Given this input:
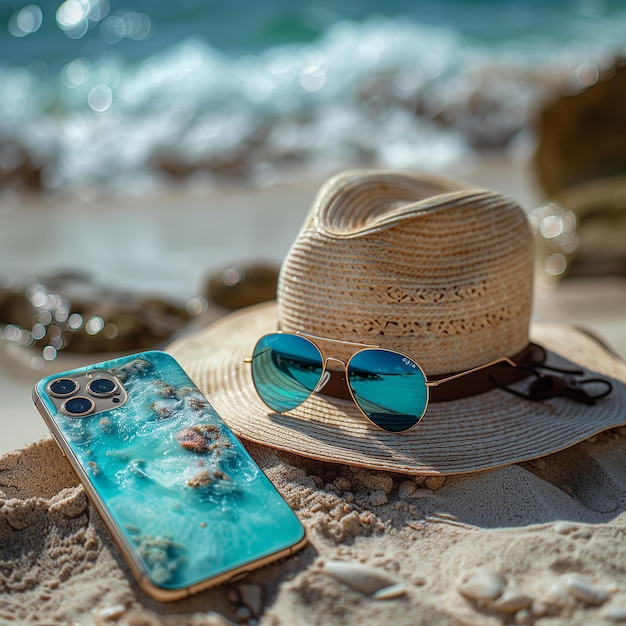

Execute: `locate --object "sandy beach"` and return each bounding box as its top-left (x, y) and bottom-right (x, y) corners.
top-left (2, 154), bottom-right (626, 625)
top-left (1, 154), bottom-right (624, 454)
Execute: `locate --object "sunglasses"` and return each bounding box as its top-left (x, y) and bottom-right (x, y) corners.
top-left (245, 331), bottom-right (530, 433)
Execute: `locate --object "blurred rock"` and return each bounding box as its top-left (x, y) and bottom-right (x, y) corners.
top-left (0, 273), bottom-right (194, 354)
top-left (0, 141), bottom-right (45, 192)
top-left (535, 58), bottom-right (626, 198)
top-left (207, 263), bottom-right (279, 310)
top-left (534, 58), bottom-right (626, 278)
top-left (558, 175), bottom-right (626, 278)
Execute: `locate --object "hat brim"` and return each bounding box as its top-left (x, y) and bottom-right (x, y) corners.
top-left (168, 302), bottom-right (626, 475)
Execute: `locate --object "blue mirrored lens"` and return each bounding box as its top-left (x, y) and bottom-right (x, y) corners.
top-left (251, 334), bottom-right (324, 413)
top-left (347, 349), bottom-right (427, 432)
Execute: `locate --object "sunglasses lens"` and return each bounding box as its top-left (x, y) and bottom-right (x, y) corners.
top-left (251, 333), bottom-right (324, 413)
top-left (347, 349), bottom-right (428, 432)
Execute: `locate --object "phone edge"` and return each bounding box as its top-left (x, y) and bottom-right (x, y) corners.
top-left (32, 365), bottom-right (308, 602)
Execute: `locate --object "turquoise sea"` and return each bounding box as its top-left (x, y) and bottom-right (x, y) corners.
top-left (1, 0), bottom-right (626, 194)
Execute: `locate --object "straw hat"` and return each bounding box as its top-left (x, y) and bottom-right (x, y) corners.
top-left (168, 170), bottom-right (626, 475)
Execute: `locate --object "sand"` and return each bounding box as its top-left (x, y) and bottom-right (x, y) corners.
top-left (3, 427), bottom-right (626, 625)
top-left (2, 155), bottom-right (626, 625)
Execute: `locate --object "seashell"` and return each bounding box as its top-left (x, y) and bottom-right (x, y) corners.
top-left (322, 560), bottom-right (403, 596)
top-left (554, 521), bottom-right (578, 535)
top-left (560, 572), bottom-right (610, 606)
top-left (176, 424), bottom-right (219, 453)
top-left (490, 585), bottom-right (533, 613)
top-left (92, 604), bottom-right (126, 625)
top-left (372, 582), bottom-right (407, 599)
top-left (424, 475), bottom-right (445, 491)
top-left (457, 566), bottom-right (507, 602)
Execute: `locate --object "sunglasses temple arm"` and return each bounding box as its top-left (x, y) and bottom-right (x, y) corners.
top-left (425, 356), bottom-right (519, 387)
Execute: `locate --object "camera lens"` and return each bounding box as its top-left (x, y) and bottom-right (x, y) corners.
top-left (62, 396), bottom-right (95, 417)
top-left (87, 377), bottom-right (117, 397)
top-left (48, 378), bottom-right (79, 398)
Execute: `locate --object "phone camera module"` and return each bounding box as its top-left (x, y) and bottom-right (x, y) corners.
top-left (87, 377), bottom-right (118, 398)
top-left (48, 378), bottom-right (79, 398)
top-left (62, 396), bottom-right (95, 417)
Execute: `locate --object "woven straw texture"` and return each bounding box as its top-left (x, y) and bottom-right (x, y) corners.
top-left (168, 170), bottom-right (626, 474)
top-left (277, 170), bottom-right (534, 373)
top-left (168, 303), bottom-right (626, 475)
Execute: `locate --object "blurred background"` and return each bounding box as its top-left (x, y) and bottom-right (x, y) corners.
top-left (2, 0), bottom-right (626, 195)
top-left (1, 0), bottom-right (626, 451)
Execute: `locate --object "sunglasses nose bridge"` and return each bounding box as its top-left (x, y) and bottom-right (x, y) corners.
top-left (325, 356), bottom-right (347, 370)
top-left (312, 356), bottom-right (347, 393)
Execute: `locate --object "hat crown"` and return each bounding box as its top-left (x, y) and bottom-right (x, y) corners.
top-left (277, 170), bottom-right (534, 374)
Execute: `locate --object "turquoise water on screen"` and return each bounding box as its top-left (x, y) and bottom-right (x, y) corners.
top-left (36, 351), bottom-right (304, 591)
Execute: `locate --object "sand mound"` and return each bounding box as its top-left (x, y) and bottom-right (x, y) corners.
top-left (3, 431), bottom-right (626, 625)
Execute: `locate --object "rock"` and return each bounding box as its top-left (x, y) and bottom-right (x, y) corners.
top-left (533, 58), bottom-right (626, 280)
top-left (457, 566), bottom-right (507, 602)
top-left (207, 263), bottom-right (279, 310)
top-left (535, 58), bottom-right (626, 198)
top-left (176, 424), bottom-right (220, 453)
top-left (0, 141), bottom-right (46, 192)
top-left (0, 273), bottom-right (193, 355)
top-left (424, 475), bottom-right (445, 491)
top-left (490, 586), bottom-right (533, 613)
top-left (558, 175), bottom-right (626, 278)
top-left (560, 572), bottom-right (610, 606)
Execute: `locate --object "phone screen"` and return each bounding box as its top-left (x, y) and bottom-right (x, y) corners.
top-left (33, 350), bottom-right (306, 600)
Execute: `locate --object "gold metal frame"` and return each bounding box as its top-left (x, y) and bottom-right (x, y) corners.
top-left (33, 375), bottom-right (308, 602)
top-left (246, 331), bottom-right (520, 433)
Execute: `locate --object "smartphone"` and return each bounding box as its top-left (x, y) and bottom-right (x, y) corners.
top-left (32, 350), bottom-right (307, 601)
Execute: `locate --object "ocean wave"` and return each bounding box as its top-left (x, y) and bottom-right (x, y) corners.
top-left (1, 15), bottom-right (625, 196)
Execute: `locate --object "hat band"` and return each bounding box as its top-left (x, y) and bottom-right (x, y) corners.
top-left (318, 343), bottom-right (543, 403)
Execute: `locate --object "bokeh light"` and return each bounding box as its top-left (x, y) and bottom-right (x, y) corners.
top-left (8, 5), bottom-right (43, 37)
